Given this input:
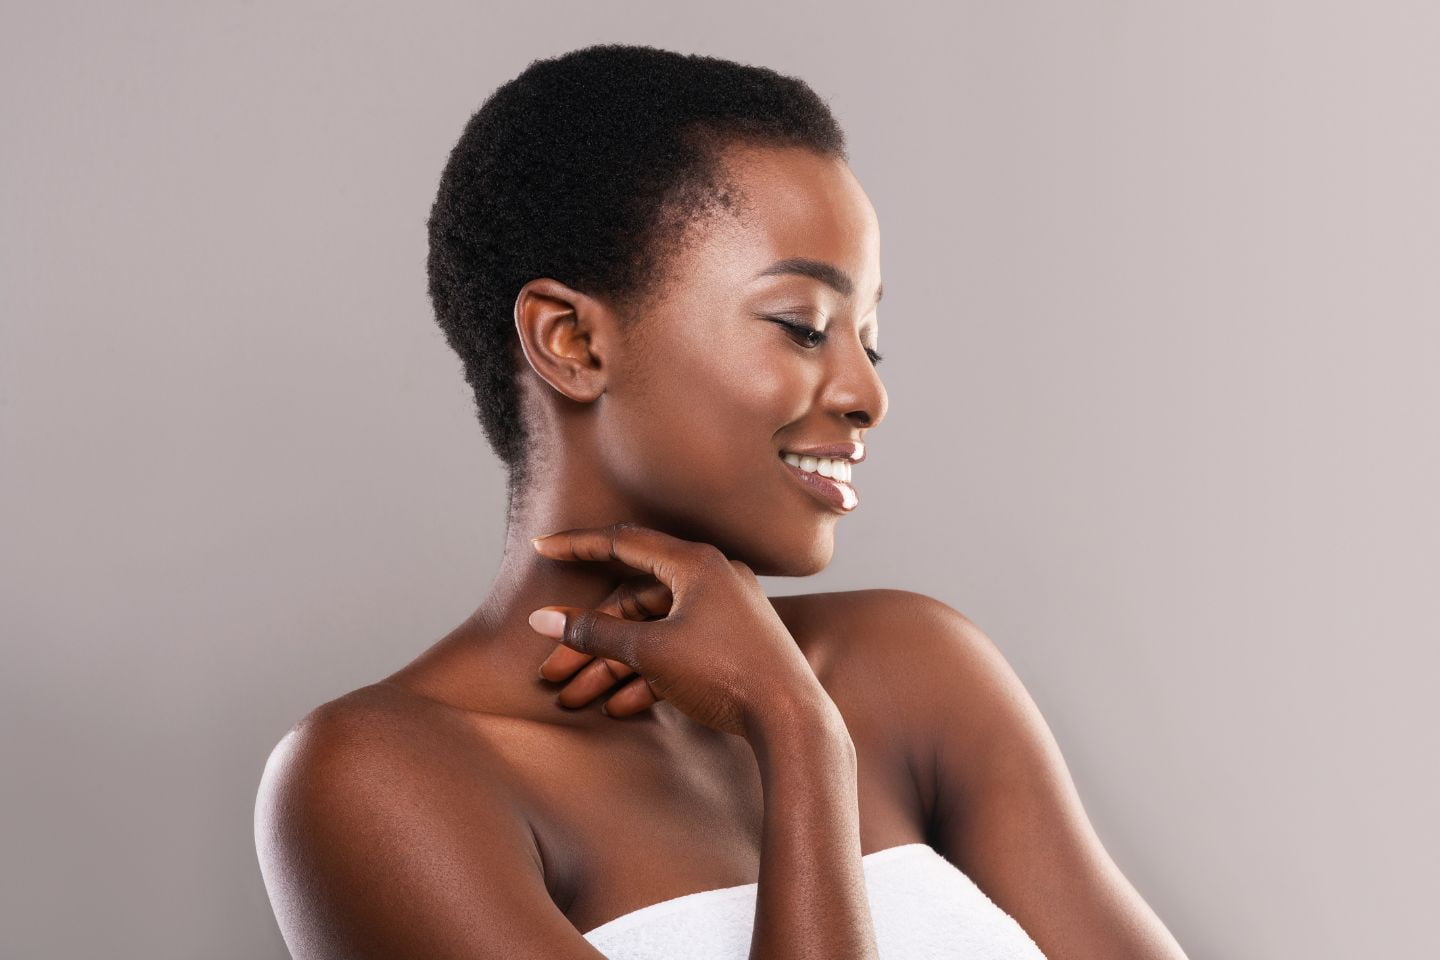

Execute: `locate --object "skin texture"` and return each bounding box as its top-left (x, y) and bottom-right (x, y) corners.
top-left (254, 144), bottom-right (1190, 959)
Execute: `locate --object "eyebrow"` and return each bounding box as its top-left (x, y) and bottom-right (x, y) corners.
top-left (754, 257), bottom-right (884, 306)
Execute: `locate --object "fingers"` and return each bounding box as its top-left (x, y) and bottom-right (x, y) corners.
top-left (544, 658), bottom-right (662, 717)
top-left (606, 576), bottom-right (675, 622)
top-left (553, 656), bottom-right (636, 708)
top-left (537, 643), bottom-right (596, 681)
top-left (531, 522), bottom-right (719, 599)
top-left (529, 524), bottom-right (689, 718)
top-left (600, 675), bottom-right (661, 717)
top-left (539, 576), bottom-right (673, 681)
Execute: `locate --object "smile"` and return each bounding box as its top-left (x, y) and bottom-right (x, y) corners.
top-left (778, 452), bottom-right (859, 513)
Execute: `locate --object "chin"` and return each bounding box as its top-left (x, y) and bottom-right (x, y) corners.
top-left (737, 522), bottom-right (837, 578)
top-left (644, 499), bottom-right (837, 577)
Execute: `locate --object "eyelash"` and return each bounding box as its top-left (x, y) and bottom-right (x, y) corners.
top-left (768, 317), bottom-right (884, 367)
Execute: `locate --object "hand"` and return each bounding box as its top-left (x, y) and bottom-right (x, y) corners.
top-left (537, 572), bottom-right (673, 717)
top-left (527, 522), bottom-right (833, 740)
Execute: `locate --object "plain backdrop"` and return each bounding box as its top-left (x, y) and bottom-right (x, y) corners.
top-left (2, 2), bottom-right (1436, 958)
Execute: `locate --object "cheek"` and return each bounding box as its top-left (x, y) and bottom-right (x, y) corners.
top-left (603, 343), bottom-right (795, 488)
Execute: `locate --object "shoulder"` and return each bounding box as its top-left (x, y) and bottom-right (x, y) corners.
top-left (254, 681), bottom-right (539, 880)
top-left (256, 680), bottom-right (534, 817)
top-left (254, 683), bottom-right (548, 956)
top-left (254, 686), bottom-right (642, 957)
top-left (773, 588), bottom-right (1029, 787)
top-left (819, 613), bottom-right (1186, 956)
top-left (771, 587), bottom-right (996, 694)
top-left (258, 682), bottom-right (492, 788)
top-left (772, 586), bottom-right (980, 639)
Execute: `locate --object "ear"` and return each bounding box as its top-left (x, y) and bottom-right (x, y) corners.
top-left (512, 277), bottom-right (617, 403)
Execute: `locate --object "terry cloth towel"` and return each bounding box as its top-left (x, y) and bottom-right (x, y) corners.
top-left (581, 842), bottom-right (1048, 959)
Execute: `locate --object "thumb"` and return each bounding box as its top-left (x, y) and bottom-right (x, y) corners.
top-left (527, 606), bottom-right (645, 666)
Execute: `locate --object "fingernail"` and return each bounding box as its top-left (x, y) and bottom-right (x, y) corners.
top-left (528, 608), bottom-right (566, 638)
top-left (530, 533), bottom-right (553, 547)
top-left (600, 703), bottom-right (610, 716)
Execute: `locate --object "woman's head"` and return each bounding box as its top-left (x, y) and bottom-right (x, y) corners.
top-left (427, 44), bottom-right (885, 575)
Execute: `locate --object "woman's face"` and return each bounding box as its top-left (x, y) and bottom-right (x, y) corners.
top-left (601, 144), bottom-right (887, 577)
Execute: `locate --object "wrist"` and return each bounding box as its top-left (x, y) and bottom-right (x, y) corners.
top-left (744, 692), bottom-right (853, 762)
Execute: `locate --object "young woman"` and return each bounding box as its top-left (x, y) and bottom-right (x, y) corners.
top-left (254, 43), bottom-right (1190, 960)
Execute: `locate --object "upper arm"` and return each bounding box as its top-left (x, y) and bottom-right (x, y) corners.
top-left (860, 590), bottom-right (1189, 960)
top-left (253, 692), bottom-right (605, 960)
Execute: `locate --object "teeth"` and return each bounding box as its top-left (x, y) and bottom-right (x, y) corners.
top-left (782, 453), bottom-right (852, 484)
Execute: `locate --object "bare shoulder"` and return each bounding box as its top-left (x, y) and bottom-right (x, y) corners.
top-left (253, 684), bottom-right (595, 959)
top-left (769, 586), bottom-right (995, 708)
top-left (770, 587), bottom-right (1011, 788)
top-left (791, 598), bottom-right (1191, 958)
top-left (256, 682), bottom-right (511, 799)
top-left (254, 680), bottom-right (541, 890)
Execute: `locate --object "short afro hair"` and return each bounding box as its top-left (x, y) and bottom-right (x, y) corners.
top-left (425, 43), bottom-right (848, 507)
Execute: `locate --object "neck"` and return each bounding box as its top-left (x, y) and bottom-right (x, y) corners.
top-left (471, 523), bottom-right (644, 649)
top-left (385, 477), bottom-right (678, 717)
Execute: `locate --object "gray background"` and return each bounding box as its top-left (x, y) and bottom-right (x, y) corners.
top-left (3, 2), bottom-right (1436, 958)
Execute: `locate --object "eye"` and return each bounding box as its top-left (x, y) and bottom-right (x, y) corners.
top-left (766, 316), bottom-right (884, 367)
top-left (770, 317), bottom-right (826, 348)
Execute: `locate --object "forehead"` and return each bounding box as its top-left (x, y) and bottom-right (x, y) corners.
top-left (720, 144), bottom-right (878, 244)
top-left (669, 144), bottom-right (881, 304)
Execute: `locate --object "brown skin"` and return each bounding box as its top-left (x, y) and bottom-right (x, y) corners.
top-left (254, 144), bottom-right (1190, 959)
top-left (522, 524), bottom-right (885, 958)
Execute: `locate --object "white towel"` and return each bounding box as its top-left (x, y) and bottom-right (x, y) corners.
top-left (581, 842), bottom-right (1048, 959)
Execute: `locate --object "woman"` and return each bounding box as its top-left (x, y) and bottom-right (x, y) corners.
top-left (254, 43), bottom-right (1190, 960)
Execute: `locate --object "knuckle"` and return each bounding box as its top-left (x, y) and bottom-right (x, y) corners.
top-left (606, 520), bottom-right (643, 562)
top-left (692, 542), bottom-right (726, 566)
top-left (615, 586), bottom-right (644, 620)
top-left (619, 583), bottom-right (666, 621)
top-left (567, 608), bottom-right (599, 652)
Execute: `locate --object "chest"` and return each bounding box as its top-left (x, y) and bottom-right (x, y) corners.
top-left (474, 688), bottom-right (928, 936)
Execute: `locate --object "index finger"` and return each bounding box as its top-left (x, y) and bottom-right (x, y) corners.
top-left (530, 522), bottom-right (712, 599)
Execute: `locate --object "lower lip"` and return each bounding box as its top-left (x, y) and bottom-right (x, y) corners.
top-left (779, 457), bottom-right (859, 513)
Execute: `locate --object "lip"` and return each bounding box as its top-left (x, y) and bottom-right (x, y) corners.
top-left (779, 456), bottom-right (859, 514)
top-left (778, 440), bottom-right (866, 464)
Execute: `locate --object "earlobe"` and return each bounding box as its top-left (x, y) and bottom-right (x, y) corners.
top-left (512, 277), bottom-right (609, 403)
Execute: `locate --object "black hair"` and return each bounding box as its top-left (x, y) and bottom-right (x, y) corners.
top-left (425, 43), bottom-right (847, 512)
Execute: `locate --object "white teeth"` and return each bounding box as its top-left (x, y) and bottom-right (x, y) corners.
top-left (782, 454), bottom-right (853, 484)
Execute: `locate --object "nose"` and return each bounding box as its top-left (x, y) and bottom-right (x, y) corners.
top-left (823, 334), bottom-right (887, 431)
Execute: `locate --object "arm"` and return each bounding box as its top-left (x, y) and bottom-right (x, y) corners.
top-left (746, 698), bottom-right (881, 960)
top-left (870, 590), bottom-right (1191, 960)
top-left (253, 692), bottom-right (607, 960)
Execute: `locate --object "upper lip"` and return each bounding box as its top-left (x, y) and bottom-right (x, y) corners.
top-left (779, 440), bottom-right (866, 464)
